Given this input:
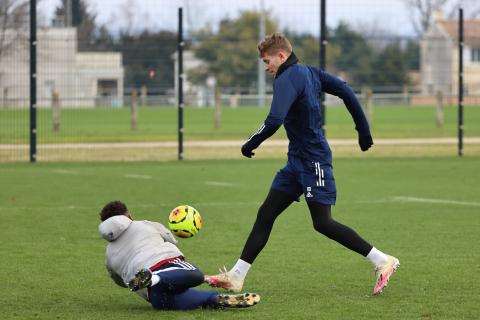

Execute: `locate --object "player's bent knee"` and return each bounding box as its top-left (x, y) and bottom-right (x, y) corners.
top-left (257, 203), bottom-right (269, 216)
top-left (312, 221), bottom-right (336, 237)
top-left (176, 268), bottom-right (205, 289)
top-left (312, 221), bottom-right (326, 234)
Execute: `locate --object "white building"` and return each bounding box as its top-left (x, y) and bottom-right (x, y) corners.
top-left (421, 15), bottom-right (480, 96)
top-left (0, 27), bottom-right (124, 108)
top-left (171, 50), bottom-right (213, 107)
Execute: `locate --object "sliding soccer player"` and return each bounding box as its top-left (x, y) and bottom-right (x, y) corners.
top-left (99, 201), bottom-right (260, 310)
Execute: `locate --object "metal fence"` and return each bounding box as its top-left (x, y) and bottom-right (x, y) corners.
top-left (1, 0), bottom-right (479, 162)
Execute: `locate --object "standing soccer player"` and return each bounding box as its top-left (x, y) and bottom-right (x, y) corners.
top-left (205, 33), bottom-right (399, 295)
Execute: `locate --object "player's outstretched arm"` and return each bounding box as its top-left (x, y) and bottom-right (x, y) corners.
top-left (358, 134), bottom-right (373, 151)
top-left (241, 121), bottom-right (281, 158)
top-left (241, 76), bottom-right (298, 158)
top-left (150, 221), bottom-right (178, 244)
top-left (319, 70), bottom-right (373, 151)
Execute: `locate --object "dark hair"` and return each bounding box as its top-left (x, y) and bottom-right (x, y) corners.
top-left (100, 200), bottom-right (128, 221)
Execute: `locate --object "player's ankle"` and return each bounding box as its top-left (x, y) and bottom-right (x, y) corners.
top-left (366, 247), bottom-right (389, 267)
top-left (230, 259), bottom-right (251, 280)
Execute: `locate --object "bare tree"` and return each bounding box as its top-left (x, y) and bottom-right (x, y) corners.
top-left (0, 0), bottom-right (29, 62)
top-left (404, 0), bottom-right (480, 36)
top-left (182, 0), bottom-right (207, 34)
top-left (118, 0), bottom-right (150, 36)
top-left (119, 0), bottom-right (136, 36)
top-left (445, 0), bottom-right (480, 19)
top-left (403, 0), bottom-right (448, 36)
top-left (356, 20), bottom-right (402, 49)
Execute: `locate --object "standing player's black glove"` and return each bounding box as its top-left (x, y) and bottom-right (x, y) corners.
top-left (358, 134), bottom-right (374, 151)
top-left (241, 143), bottom-right (255, 158)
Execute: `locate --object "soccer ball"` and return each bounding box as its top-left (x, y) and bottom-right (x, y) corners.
top-left (168, 205), bottom-right (203, 238)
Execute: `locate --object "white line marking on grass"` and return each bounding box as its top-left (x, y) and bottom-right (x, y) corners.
top-left (195, 201), bottom-right (259, 206)
top-left (355, 199), bottom-right (390, 204)
top-left (392, 196), bottom-right (480, 207)
top-left (52, 169), bottom-right (80, 175)
top-left (0, 201), bottom-right (261, 212)
top-left (204, 181), bottom-right (237, 187)
top-left (133, 201), bottom-right (260, 207)
top-left (123, 174), bottom-right (153, 180)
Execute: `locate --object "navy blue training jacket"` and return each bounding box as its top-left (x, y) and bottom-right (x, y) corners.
top-left (244, 52), bottom-right (370, 164)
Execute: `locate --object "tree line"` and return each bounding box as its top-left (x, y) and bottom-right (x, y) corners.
top-left (1, 0), bottom-right (422, 93)
top-left (4, 0), bottom-right (480, 93)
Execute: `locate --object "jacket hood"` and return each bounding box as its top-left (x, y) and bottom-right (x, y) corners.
top-left (99, 215), bottom-right (132, 242)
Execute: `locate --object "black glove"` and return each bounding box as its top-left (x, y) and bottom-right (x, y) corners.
top-left (358, 134), bottom-right (373, 151)
top-left (241, 143), bottom-right (255, 158)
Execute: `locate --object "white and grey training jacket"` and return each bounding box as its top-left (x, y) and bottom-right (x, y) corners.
top-left (98, 215), bottom-right (183, 290)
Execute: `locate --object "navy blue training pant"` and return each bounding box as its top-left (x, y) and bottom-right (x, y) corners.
top-left (147, 258), bottom-right (218, 310)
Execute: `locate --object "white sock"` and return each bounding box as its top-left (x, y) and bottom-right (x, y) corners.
top-left (230, 259), bottom-right (251, 281)
top-left (366, 247), bottom-right (389, 267)
top-left (150, 274), bottom-right (160, 286)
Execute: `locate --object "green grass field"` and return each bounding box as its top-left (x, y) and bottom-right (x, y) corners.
top-left (1, 105), bottom-right (480, 144)
top-left (1, 157), bottom-right (479, 319)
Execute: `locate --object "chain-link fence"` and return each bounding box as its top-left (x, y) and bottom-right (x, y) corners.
top-left (1, 0), bottom-right (479, 162)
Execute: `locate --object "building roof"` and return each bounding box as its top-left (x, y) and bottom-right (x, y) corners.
top-left (438, 20), bottom-right (480, 46)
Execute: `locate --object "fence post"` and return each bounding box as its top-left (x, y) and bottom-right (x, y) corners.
top-left (230, 93), bottom-right (239, 108)
top-left (52, 91), bottom-right (61, 132)
top-left (178, 7), bottom-right (184, 160)
top-left (436, 90), bottom-right (444, 128)
top-left (403, 84), bottom-right (409, 105)
top-left (131, 90), bottom-right (138, 130)
top-left (2, 87), bottom-right (7, 107)
top-left (458, 8), bottom-right (464, 157)
top-left (140, 85), bottom-right (147, 107)
top-left (362, 87), bottom-right (373, 126)
top-left (214, 88), bottom-right (221, 129)
top-left (320, 0), bottom-right (327, 134)
top-left (30, 0), bottom-right (37, 162)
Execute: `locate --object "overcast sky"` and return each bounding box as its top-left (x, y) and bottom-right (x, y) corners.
top-left (37, 0), bottom-right (420, 36)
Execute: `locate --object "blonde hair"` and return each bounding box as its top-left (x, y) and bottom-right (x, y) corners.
top-left (257, 32), bottom-right (292, 57)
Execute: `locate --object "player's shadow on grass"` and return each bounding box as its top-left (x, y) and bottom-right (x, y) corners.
top-left (97, 302), bottom-right (255, 313)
